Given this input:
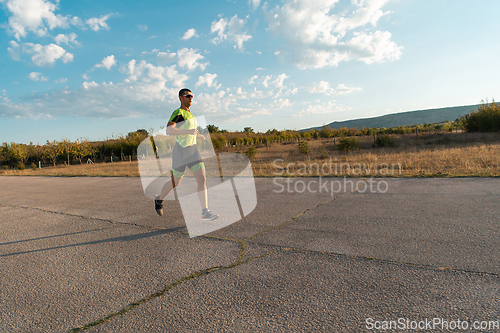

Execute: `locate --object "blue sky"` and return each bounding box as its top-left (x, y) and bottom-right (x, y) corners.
top-left (1, 0), bottom-right (499, 144)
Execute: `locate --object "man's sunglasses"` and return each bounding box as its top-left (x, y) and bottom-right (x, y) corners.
top-left (182, 94), bottom-right (194, 99)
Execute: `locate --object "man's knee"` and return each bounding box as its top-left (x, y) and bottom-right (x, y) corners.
top-left (173, 176), bottom-right (183, 187)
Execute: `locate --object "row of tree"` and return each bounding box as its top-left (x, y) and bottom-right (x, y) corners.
top-left (208, 120), bottom-right (461, 149)
top-left (1, 130), bottom-right (148, 169)
top-left (2, 102), bottom-right (498, 168)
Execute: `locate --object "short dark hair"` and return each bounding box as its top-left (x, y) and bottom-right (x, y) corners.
top-left (179, 88), bottom-right (191, 96)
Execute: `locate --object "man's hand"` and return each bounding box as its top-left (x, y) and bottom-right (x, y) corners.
top-left (197, 134), bottom-right (205, 140)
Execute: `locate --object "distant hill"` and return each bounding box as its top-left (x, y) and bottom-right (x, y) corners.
top-left (304, 104), bottom-right (479, 131)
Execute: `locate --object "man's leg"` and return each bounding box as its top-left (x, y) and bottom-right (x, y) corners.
top-left (154, 171), bottom-right (183, 216)
top-left (193, 164), bottom-right (218, 220)
top-left (193, 167), bottom-right (207, 210)
top-left (159, 173), bottom-right (183, 200)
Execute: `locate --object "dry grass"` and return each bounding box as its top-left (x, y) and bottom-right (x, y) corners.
top-left (2, 132), bottom-right (499, 178)
top-left (251, 143), bottom-right (500, 177)
top-left (1, 161), bottom-right (140, 177)
top-left (247, 131), bottom-right (500, 177)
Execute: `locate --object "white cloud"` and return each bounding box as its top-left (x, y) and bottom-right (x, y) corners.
top-left (176, 48), bottom-right (208, 72)
top-left (86, 14), bottom-right (112, 31)
top-left (308, 81), bottom-right (362, 95)
top-left (94, 55), bottom-right (117, 70)
top-left (273, 98), bottom-right (292, 108)
top-left (0, 75), bottom-right (290, 123)
top-left (249, 74), bottom-right (290, 93)
top-left (299, 100), bottom-right (350, 116)
top-left (181, 28), bottom-right (198, 40)
top-left (263, 0), bottom-right (402, 69)
top-left (156, 51), bottom-right (176, 64)
top-left (210, 14), bottom-right (252, 51)
top-left (273, 73), bottom-right (289, 91)
top-left (138, 24), bottom-right (147, 31)
top-left (336, 0), bottom-right (391, 32)
top-left (0, 0), bottom-right (105, 42)
top-left (1, 0), bottom-right (71, 40)
top-left (7, 40), bottom-right (20, 60)
top-left (286, 87), bottom-right (299, 96)
top-left (82, 81), bottom-right (98, 89)
top-left (194, 89), bottom-right (273, 122)
top-left (195, 73), bottom-right (221, 89)
top-left (22, 43), bottom-right (73, 66)
top-left (54, 32), bottom-right (80, 46)
top-left (55, 77), bottom-right (67, 83)
top-left (263, 76), bottom-right (274, 88)
top-left (0, 59), bottom-right (189, 119)
top-left (334, 83), bottom-right (363, 95)
top-left (123, 59), bottom-right (189, 88)
top-left (29, 72), bottom-right (48, 81)
top-left (248, 0), bottom-right (260, 11)
top-left (248, 75), bottom-right (258, 84)
top-left (348, 30), bottom-right (402, 64)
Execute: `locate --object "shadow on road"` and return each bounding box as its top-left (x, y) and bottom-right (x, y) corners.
top-left (0, 227), bottom-right (114, 247)
top-left (0, 227), bottom-right (184, 258)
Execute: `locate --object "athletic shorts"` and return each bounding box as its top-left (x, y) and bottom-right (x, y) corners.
top-left (172, 142), bottom-right (204, 177)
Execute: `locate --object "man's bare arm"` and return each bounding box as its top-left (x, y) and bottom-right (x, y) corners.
top-left (166, 122), bottom-right (197, 136)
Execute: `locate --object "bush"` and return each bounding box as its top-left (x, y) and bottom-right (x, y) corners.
top-left (459, 101), bottom-right (500, 132)
top-left (319, 146), bottom-right (329, 159)
top-left (375, 134), bottom-right (396, 147)
top-left (211, 134), bottom-right (227, 150)
top-left (245, 146), bottom-right (257, 160)
top-left (31, 162), bottom-right (37, 170)
top-left (18, 162), bottom-right (25, 170)
top-left (337, 138), bottom-right (359, 151)
top-left (298, 141), bottom-right (310, 155)
top-left (2, 165), bottom-right (8, 170)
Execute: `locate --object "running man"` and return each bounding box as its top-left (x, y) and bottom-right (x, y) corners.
top-left (154, 88), bottom-right (219, 221)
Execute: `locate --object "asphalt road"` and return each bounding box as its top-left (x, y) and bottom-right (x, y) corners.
top-left (0, 176), bottom-right (499, 332)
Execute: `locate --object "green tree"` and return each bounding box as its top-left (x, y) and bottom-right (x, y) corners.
top-left (337, 127), bottom-right (349, 137)
top-left (207, 124), bottom-right (220, 134)
top-left (3, 143), bottom-right (28, 164)
top-left (243, 127), bottom-right (254, 134)
top-left (1, 142), bottom-right (9, 165)
top-left (71, 140), bottom-right (94, 164)
top-left (58, 139), bottom-right (72, 165)
top-left (318, 126), bottom-right (334, 138)
top-left (42, 141), bottom-right (62, 167)
top-left (26, 143), bottom-right (42, 162)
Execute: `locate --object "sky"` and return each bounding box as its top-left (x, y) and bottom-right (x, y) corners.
top-left (0, 0), bottom-right (499, 144)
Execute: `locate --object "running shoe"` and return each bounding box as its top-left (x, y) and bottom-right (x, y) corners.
top-left (201, 208), bottom-right (218, 221)
top-left (154, 195), bottom-right (163, 216)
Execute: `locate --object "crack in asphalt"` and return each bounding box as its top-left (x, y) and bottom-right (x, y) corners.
top-left (247, 242), bottom-right (500, 278)
top-left (66, 197), bottom-right (338, 332)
